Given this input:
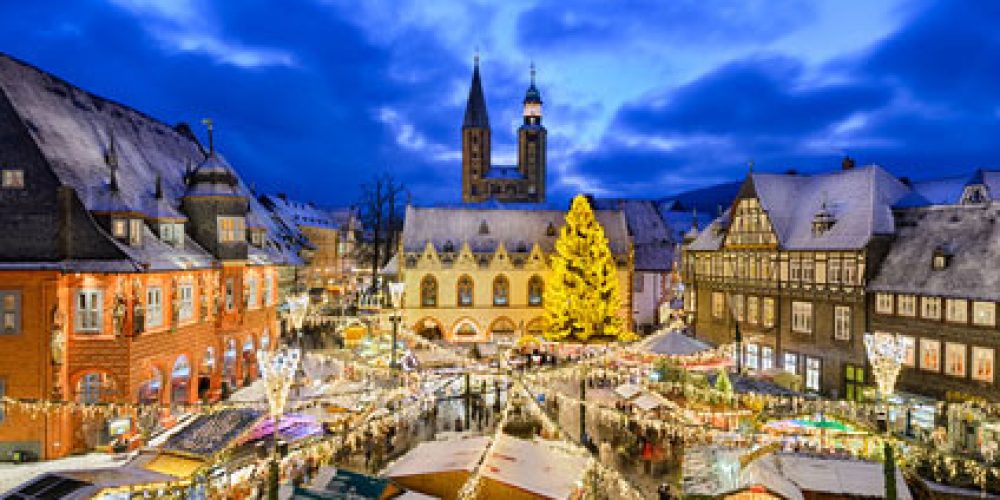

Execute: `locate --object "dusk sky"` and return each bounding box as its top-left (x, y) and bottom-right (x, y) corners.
top-left (3, 0), bottom-right (999, 206)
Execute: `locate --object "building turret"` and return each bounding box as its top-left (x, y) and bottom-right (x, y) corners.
top-left (517, 63), bottom-right (546, 202)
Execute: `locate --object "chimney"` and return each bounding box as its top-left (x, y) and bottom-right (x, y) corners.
top-left (842, 155), bottom-right (856, 170)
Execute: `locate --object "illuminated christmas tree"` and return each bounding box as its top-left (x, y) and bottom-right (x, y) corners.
top-left (544, 195), bottom-right (629, 342)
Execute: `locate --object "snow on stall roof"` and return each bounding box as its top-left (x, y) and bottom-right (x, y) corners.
top-left (382, 436), bottom-right (488, 478)
top-left (764, 454), bottom-right (912, 499)
top-left (638, 330), bottom-right (710, 356)
top-left (401, 205), bottom-right (631, 255)
top-left (481, 436), bottom-right (589, 499)
top-left (870, 204), bottom-right (1000, 301)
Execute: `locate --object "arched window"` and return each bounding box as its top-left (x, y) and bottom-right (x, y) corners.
top-left (171, 355), bottom-right (191, 404)
top-left (528, 275), bottom-right (544, 306)
top-left (493, 275), bottom-right (509, 306)
top-left (77, 372), bottom-right (117, 404)
top-left (457, 275), bottom-right (474, 307)
top-left (420, 275), bottom-right (438, 307)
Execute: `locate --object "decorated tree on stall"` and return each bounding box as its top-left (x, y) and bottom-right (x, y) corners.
top-left (544, 195), bottom-right (630, 342)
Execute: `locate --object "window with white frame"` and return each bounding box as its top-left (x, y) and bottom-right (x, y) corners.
top-left (264, 274), bottom-right (274, 306)
top-left (178, 283), bottom-right (194, 321)
top-left (945, 343), bottom-right (967, 377)
top-left (828, 258), bottom-right (841, 284)
top-left (791, 301), bottom-right (813, 333)
top-left (875, 293), bottom-right (894, 315)
top-left (763, 298), bottom-right (775, 328)
top-left (218, 216), bottom-right (246, 243)
top-left (973, 301), bottom-right (995, 327)
top-left (747, 296), bottom-right (759, 325)
top-left (946, 299), bottom-right (968, 323)
top-left (972, 347), bottom-right (994, 383)
top-left (898, 295), bottom-right (916, 317)
top-left (784, 352), bottom-right (798, 374)
top-left (899, 335), bottom-right (916, 367)
top-left (805, 357), bottom-right (821, 391)
top-left (160, 223), bottom-right (185, 248)
top-left (1, 169), bottom-right (24, 189)
top-left (761, 346), bottom-right (774, 370)
top-left (0, 291), bottom-right (20, 334)
top-left (921, 297), bottom-right (942, 319)
top-left (790, 258), bottom-right (801, 281)
top-left (842, 258), bottom-right (857, 284)
top-left (833, 305), bottom-right (851, 340)
top-left (745, 343), bottom-right (759, 370)
top-left (802, 257), bottom-right (815, 282)
top-left (76, 289), bottom-right (102, 333)
top-left (712, 292), bottom-right (725, 319)
top-left (920, 338), bottom-right (941, 372)
top-left (146, 287), bottom-right (163, 327)
top-left (247, 275), bottom-right (259, 309)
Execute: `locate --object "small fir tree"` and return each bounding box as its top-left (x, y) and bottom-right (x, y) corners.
top-left (715, 368), bottom-right (733, 394)
top-left (544, 195), bottom-right (628, 342)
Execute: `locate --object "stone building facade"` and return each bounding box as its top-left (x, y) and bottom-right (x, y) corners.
top-left (0, 54), bottom-right (297, 459)
top-left (682, 163), bottom-right (909, 399)
top-left (399, 205), bottom-right (632, 343)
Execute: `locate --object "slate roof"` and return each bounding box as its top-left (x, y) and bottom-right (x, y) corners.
top-left (462, 61), bottom-right (489, 129)
top-left (902, 169), bottom-right (1000, 207)
top-left (592, 199), bottom-right (674, 271)
top-left (260, 194), bottom-right (340, 230)
top-left (0, 52), bottom-right (299, 268)
top-left (869, 204), bottom-right (1000, 301)
top-left (688, 166), bottom-right (910, 251)
top-left (401, 205), bottom-right (631, 255)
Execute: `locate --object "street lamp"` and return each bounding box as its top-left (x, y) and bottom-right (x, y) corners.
top-left (388, 281), bottom-right (406, 371)
top-left (864, 331), bottom-right (906, 500)
top-left (257, 346), bottom-right (301, 500)
top-left (287, 293), bottom-right (309, 348)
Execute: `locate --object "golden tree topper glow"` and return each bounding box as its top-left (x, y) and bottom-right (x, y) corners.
top-left (544, 195), bottom-right (627, 342)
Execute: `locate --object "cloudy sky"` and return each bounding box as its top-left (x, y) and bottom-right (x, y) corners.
top-left (2, 0), bottom-right (998, 206)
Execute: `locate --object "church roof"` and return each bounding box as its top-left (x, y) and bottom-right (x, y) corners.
top-left (592, 199), bottom-right (673, 271)
top-left (462, 60), bottom-right (489, 129)
top-left (401, 205), bottom-right (631, 256)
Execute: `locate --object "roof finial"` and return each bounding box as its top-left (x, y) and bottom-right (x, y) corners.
top-left (201, 117), bottom-right (214, 156)
top-left (105, 130), bottom-right (118, 168)
top-left (474, 47), bottom-right (480, 67)
top-left (691, 208), bottom-right (699, 229)
top-left (748, 159), bottom-right (754, 174)
top-left (154, 175), bottom-right (163, 199)
top-left (530, 61), bottom-right (536, 86)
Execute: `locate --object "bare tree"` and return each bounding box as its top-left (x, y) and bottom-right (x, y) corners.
top-left (355, 172), bottom-right (407, 294)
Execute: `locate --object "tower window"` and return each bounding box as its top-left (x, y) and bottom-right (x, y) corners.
top-left (479, 220), bottom-right (489, 234)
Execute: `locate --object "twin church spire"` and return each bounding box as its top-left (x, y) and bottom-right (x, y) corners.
top-left (461, 55), bottom-right (547, 203)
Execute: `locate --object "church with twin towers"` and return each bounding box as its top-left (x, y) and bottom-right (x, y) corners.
top-left (461, 56), bottom-right (547, 203)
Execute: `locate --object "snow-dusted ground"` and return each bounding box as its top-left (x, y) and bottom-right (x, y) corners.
top-left (0, 453), bottom-right (130, 494)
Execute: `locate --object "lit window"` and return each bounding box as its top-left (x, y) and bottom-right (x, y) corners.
top-left (492, 275), bottom-right (509, 306)
top-left (0, 291), bottom-right (21, 334)
top-left (746, 296), bottom-right (759, 325)
top-left (0, 378), bottom-right (5, 423)
top-left (684, 286), bottom-right (695, 312)
top-left (247, 275), bottom-right (259, 309)
top-left (946, 299), bottom-right (968, 323)
top-left (420, 275), bottom-right (437, 307)
top-left (945, 343), bottom-right (967, 377)
top-left (129, 219), bottom-right (143, 246)
top-left (732, 294), bottom-right (744, 322)
top-left (712, 292), bottom-right (725, 319)
top-left (761, 346), bottom-right (774, 370)
top-left (842, 258), bottom-right (857, 285)
top-left (805, 357), bottom-right (821, 391)
top-left (528, 275), bottom-right (543, 306)
top-left (973, 301), bottom-right (995, 326)
top-left (791, 301), bottom-right (812, 333)
top-left (834, 306), bottom-right (851, 341)
top-left (225, 279), bottom-right (235, 311)
top-left (784, 352), bottom-right (798, 374)
top-left (972, 347), bottom-right (994, 383)
top-left (897, 295), bottom-right (916, 317)
top-left (762, 298), bottom-right (775, 328)
top-left (828, 258), bottom-right (841, 284)
top-left (921, 297), bottom-right (941, 319)
top-left (899, 335), bottom-right (916, 367)
top-left (112, 219), bottom-right (127, 238)
top-left (920, 338), bottom-right (941, 372)
top-left (1, 169), bottom-right (24, 189)
top-left (264, 274), bottom-right (274, 306)
top-left (745, 343), bottom-right (759, 370)
top-left (218, 216), bottom-right (246, 243)
top-left (875, 293), bottom-right (894, 315)
top-left (76, 289), bottom-right (102, 333)
top-left (457, 275), bottom-right (474, 307)
top-left (146, 287), bottom-right (163, 327)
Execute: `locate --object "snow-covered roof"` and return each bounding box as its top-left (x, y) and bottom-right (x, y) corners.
top-left (905, 169), bottom-right (1000, 207)
top-left (593, 199), bottom-right (674, 271)
top-left (0, 53), bottom-right (299, 267)
top-left (481, 436), bottom-right (589, 499)
top-left (260, 194), bottom-right (340, 230)
top-left (637, 330), bottom-right (710, 356)
top-left (401, 205), bottom-right (631, 255)
top-left (745, 454), bottom-right (912, 499)
top-left (870, 204), bottom-right (1000, 301)
top-left (689, 166), bottom-right (911, 251)
top-left (383, 436), bottom-right (488, 478)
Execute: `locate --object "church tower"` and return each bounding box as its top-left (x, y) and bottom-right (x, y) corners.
top-left (461, 55), bottom-right (491, 203)
top-left (517, 63), bottom-right (546, 202)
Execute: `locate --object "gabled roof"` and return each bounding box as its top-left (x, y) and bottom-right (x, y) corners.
top-left (260, 194), bottom-right (340, 230)
top-left (689, 166), bottom-right (910, 251)
top-left (593, 198), bottom-right (674, 271)
top-left (869, 204), bottom-right (1000, 301)
top-left (401, 205), bottom-right (631, 255)
top-left (462, 60), bottom-right (489, 129)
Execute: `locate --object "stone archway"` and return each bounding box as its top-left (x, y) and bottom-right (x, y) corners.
top-left (451, 317), bottom-right (482, 342)
top-left (198, 347), bottom-right (215, 401)
top-left (170, 355), bottom-right (192, 406)
top-left (413, 317), bottom-right (445, 341)
top-left (488, 316), bottom-right (517, 344)
top-left (137, 365), bottom-right (163, 405)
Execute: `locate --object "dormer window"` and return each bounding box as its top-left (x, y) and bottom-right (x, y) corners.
top-left (545, 222), bottom-right (557, 237)
top-left (479, 220), bottom-right (489, 235)
top-left (218, 216), bottom-right (246, 243)
top-left (932, 248), bottom-right (952, 270)
top-left (129, 219), bottom-right (143, 246)
top-left (811, 203), bottom-right (836, 236)
top-left (160, 223), bottom-right (185, 248)
top-left (961, 185), bottom-right (989, 205)
top-left (1, 169), bottom-right (24, 189)
top-left (249, 229), bottom-right (265, 247)
top-left (443, 240), bottom-right (455, 253)
top-left (112, 219), bottom-right (127, 238)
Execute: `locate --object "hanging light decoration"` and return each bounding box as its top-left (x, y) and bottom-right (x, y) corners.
top-left (864, 332), bottom-right (906, 398)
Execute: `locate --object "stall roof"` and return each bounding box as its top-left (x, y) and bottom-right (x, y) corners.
top-left (481, 436), bottom-right (589, 499)
top-left (382, 436), bottom-right (489, 478)
top-left (742, 454), bottom-right (912, 500)
top-left (637, 330), bottom-right (711, 356)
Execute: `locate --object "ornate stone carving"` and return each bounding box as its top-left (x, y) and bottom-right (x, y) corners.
top-left (112, 293), bottom-right (126, 336)
top-left (50, 305), bottom-right (65, 365)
